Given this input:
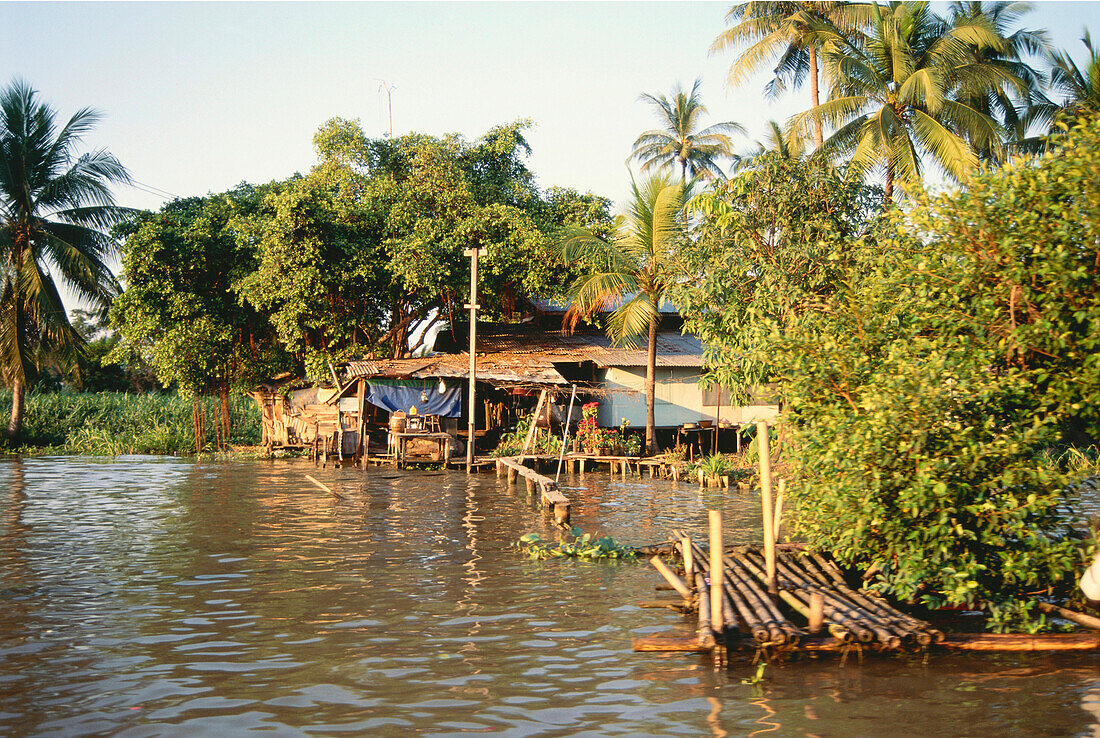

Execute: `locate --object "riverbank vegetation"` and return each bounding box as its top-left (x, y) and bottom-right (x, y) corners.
top-left (1, 389), bottom-right (261, 455)
top-left (673, 117), bottom-right (1100, 629)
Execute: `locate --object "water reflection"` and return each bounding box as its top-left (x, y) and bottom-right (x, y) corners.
top-left (0, 457), bottom-right (1096, 735)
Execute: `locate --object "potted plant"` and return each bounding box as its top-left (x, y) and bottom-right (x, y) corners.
top-left (577, 402), bottom-right (601, 454)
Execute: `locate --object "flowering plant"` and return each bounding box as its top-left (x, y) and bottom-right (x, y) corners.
top-left (577, 402), bottom-right (601, 449)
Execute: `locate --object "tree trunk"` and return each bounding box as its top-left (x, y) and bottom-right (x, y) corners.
top-left (884, 160), bottom-right (894, 206)
top-left (809, 46), bottom-right (823, 148)
top-left (645, 315), bottom-right (658, 455)
top-left (5, 379), bottom-right (25, 441)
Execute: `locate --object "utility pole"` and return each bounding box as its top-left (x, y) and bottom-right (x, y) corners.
top-left (464, 246), bottom-right (487, 473)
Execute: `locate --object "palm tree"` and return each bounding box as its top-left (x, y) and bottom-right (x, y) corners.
top-left (947, 1), bottom-right (1050, 163)
top-left (793, 1), bottom-right (1012, 203)
top-left (631, 79), bottom-right (744, 183)
top-left (560, 174), bottom-right (687, 454)
top-left (1048, 31), bottom-right (1100, 120)
top-left (0, 80), bottom-right (130, 440)
top-left (712, 2), bottom-right (870, 148)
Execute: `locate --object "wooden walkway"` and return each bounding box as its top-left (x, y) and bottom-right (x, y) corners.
top-left (495, 457), bottom-right (570, 525)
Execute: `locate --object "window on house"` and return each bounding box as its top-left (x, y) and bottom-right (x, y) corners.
top-left (702, 386), bottom-right (733, 406)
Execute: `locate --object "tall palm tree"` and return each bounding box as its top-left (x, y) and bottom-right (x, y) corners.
top-left (631, 79), bottom-right (744, 183)
top-left (712, 2), bottom-right (871, 148)
top-left (793, 1), bottom-right (1011, 203)
top-left (1048, 32), bottom-right (1100, 120)
top-left (947, 1), bottom-right (1050, 163)
top-left (560, 174), bottom-right (687, 454)
top-left (0, 80), bottom-right (130, 440)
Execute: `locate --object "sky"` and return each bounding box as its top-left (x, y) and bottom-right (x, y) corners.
top-left (2, 1), bottom-right (1099, 217)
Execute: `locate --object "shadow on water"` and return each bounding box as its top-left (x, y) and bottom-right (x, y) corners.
top-left (0, 457), bottom-right (1097, 735)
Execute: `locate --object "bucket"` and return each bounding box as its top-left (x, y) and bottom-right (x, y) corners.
top-left (389, 413), bottom-right (406, 433)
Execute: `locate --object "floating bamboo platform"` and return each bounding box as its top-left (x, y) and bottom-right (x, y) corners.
top-left (635, 524), bottom-right (1100, 659)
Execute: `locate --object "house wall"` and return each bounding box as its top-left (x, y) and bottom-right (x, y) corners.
top-left (598, 367), bottom-right (779, 428)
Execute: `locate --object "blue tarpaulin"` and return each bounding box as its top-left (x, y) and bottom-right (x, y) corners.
top-left (364, 379), bottom-right (462, 418)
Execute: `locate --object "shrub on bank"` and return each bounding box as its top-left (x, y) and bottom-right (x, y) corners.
top-left (676, 118), bottom-right (1100, 629)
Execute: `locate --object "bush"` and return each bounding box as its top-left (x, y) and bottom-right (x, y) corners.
top-left (677, 123), bottom-right (1100, 629)
top-left (0, 390), bottom-right (261, 455)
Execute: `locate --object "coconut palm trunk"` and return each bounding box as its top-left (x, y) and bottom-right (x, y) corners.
top-left (808, 46), bottom-right (823, 147)
top-left (645, 314), bottom-right (658, 454)
top-left (6, 379), bottom-right (25, 439)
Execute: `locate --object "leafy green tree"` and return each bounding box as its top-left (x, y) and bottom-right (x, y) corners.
top-left (681, 118), bottom-right (1100, 629)
top-left (671, 154), bottom-right (879, 401)
top-left (0, 80), bottom-right (130, 440)
top-left (561, 174), bottom-right (688, 454)
top-left (794, 1), bottom-right (1020, 202)
top-left (630, 79), bottom-right (744, 182)
top-left (112, 187), bottom-right (290, 396)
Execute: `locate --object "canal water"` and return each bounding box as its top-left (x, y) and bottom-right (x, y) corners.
top-left (1, 456), bottom-right (1097, 736)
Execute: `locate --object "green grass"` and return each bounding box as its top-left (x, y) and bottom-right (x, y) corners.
top-left (0, 390), bottom-right (262, 456)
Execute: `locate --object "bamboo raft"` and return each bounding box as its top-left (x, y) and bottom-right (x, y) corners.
top-left (636, 519), bottom-right (1100, 658)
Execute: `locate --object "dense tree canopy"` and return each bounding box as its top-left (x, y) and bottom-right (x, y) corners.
top-left (111, 186), bottom-right (289, 396)
top-left (113, 119), bottom-right (612, 384)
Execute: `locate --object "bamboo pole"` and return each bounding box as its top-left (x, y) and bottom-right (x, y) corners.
top-left (757, 421), bottom-right (777, 596)
top-left (809, 593), bottom-right (825, 634)
top-left (805, 553), bottom-right (941, 644)
top-left (735, 550), bottom-right (852, 642)
top-left (681, 537), bottom-right (694, 580)
top-left (695, 572), bottom-right (717, 649)
top-left (554, 384), bottom-right (578, 484)
top-left (518, 390), bottom-right (548, 464)
top-left (773, 479), bottom-right (785, 544)
top-left (708, 511), bottom-right (724, 635)
top-left (305, 474), bottom-right (347, 500)
top-left (650, 557), bottom-right (693, 601)
top-left (1037, 601), bottom-right (1100, 631)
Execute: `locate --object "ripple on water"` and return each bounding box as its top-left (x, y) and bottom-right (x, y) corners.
top-left (1, 457), bottom-right (1099, 736)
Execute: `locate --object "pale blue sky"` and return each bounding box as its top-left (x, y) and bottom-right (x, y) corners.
top-left (2, 1), bottom-right (1098, 215)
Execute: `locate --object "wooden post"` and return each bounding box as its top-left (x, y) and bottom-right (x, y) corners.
top-left (496, 459), bottom-right (504, 477)
top-left (355, 379), bottom-right (367, 463)
top-left (507, 466), bottom-right (517, 484)
top-left (757, 421), bottom-right (777, 597)
top-left (553, 502), bottom-right (570, 525)
top-left (464, 246), bottom-right (486, 474)
top-left (708, 510), bottom-right (724, 636)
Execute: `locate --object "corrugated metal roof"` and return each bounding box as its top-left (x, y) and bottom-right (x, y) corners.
top-left (476, 326), bottom-right (705, 368)
top-left (344, 327), bottom-right (704, 385)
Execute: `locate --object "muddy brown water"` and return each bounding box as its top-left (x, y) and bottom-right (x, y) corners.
top-left (0, 456), bottom-right (1097, 736)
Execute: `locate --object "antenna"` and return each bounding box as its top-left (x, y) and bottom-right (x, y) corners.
top-left (376, 79), bottom-right (395, 138)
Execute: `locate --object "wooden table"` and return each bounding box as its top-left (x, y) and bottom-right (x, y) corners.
top-left (392, 431), bottom-right (452, 469)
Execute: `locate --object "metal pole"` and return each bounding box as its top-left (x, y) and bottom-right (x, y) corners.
top-left (464, 247), bottom-right (486, 473)
top-left (555, 384), bottom-right (578, 484)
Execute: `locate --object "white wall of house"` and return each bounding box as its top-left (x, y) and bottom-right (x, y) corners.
top-left (598, 366), bottom-right (779, 428)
